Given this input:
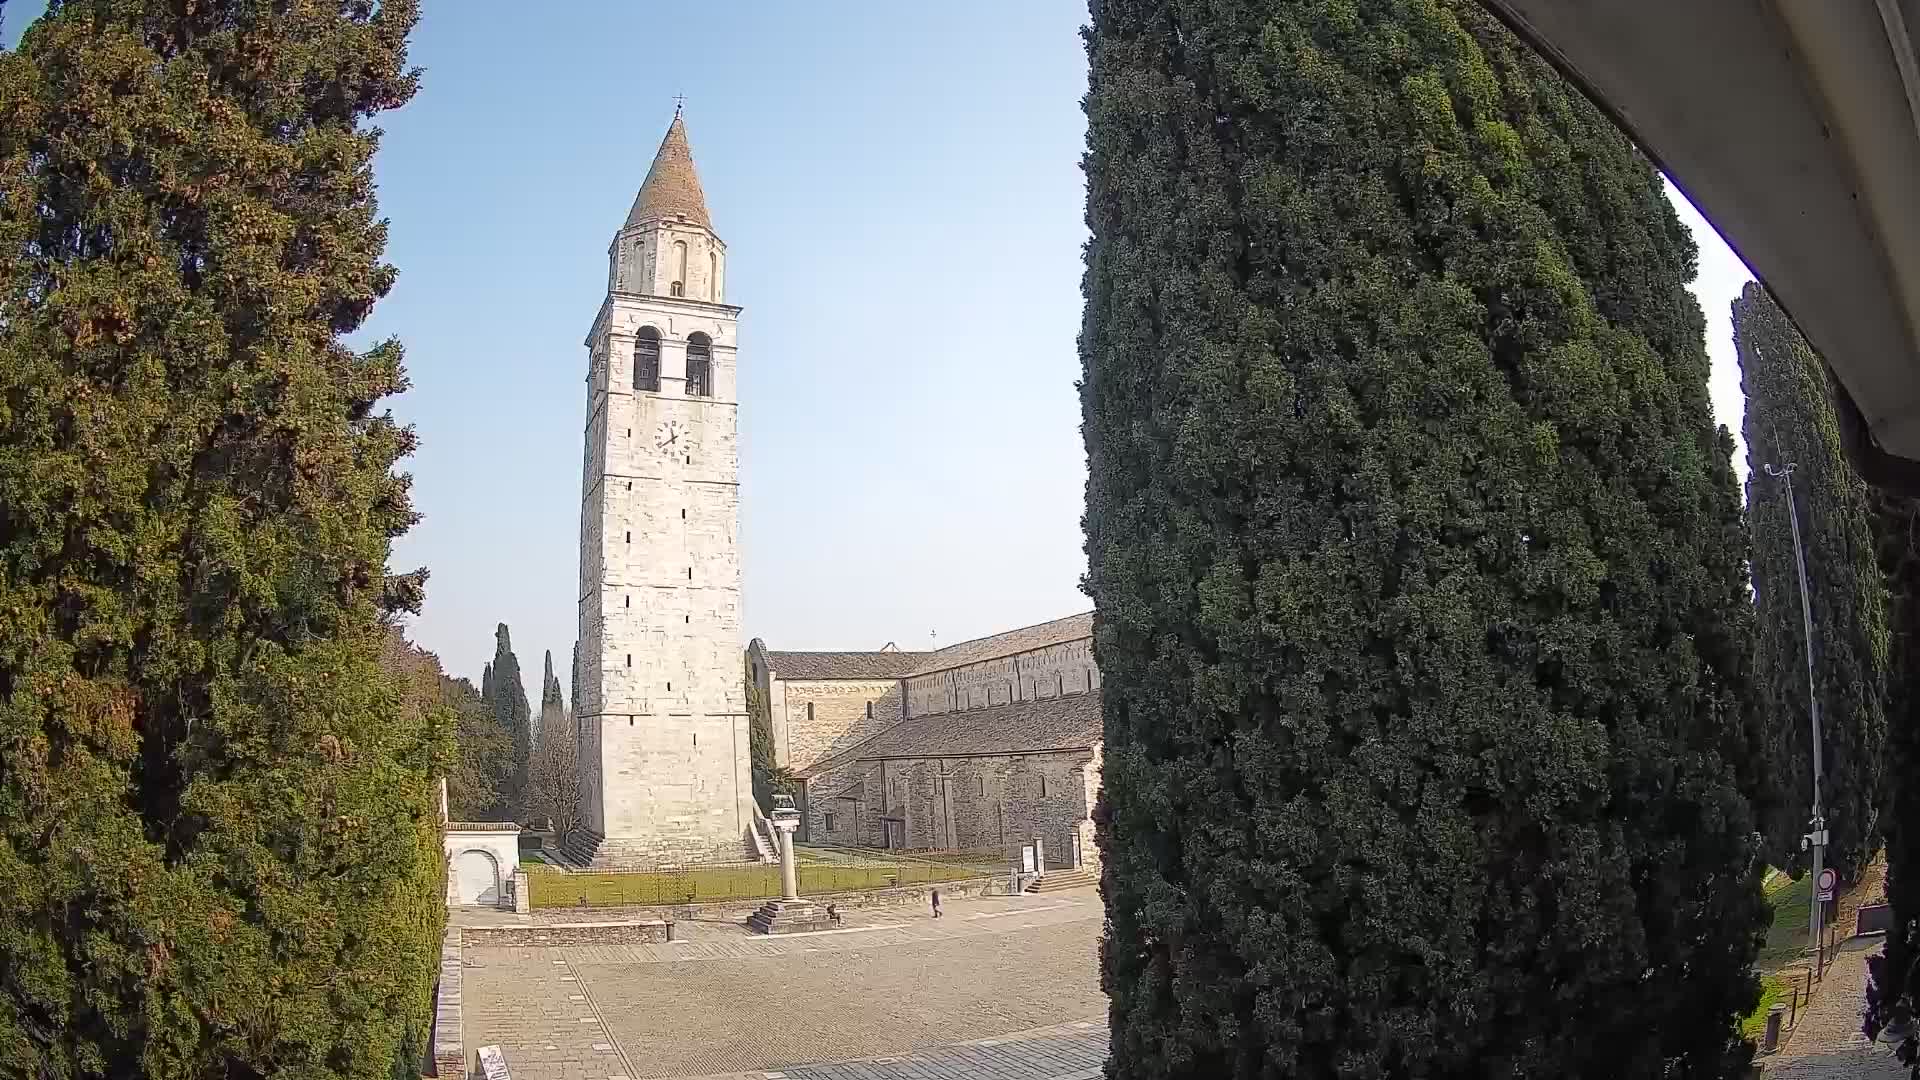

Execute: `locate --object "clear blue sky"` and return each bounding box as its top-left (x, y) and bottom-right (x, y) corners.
top-left (6, 3), bottom-right (1755, 701)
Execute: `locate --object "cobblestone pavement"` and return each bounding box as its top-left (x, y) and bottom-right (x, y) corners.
top-left (463, 889), bottom-right (1105, 1079)
top-left (750, 1020), bottom-right (1108, 1080)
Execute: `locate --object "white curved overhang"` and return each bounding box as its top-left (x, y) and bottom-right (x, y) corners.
top-left (1479, 1), bottom-right (1920, 486)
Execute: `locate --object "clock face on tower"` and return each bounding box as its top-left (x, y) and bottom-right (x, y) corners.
top-left (653, 419), bottom-right (685, 455)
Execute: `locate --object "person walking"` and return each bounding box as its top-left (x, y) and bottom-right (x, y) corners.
top-left (931, 887), bottom-right (942, 919)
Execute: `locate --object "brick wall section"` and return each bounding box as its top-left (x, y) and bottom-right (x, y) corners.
top-left (856, 750), bottom-right (1098, 868)
top-left (780, 679), bottom-right (905, 773)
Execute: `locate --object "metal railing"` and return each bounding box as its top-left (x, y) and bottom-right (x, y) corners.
top-left (525, 851), bottom-right (996, 909)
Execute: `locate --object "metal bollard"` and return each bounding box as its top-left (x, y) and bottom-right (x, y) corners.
top-left (1762, 1003), bottom-right (1788, 1053)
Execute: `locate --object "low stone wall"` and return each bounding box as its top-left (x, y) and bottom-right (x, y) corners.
top-left (431, 927), bottom-right (463, 1079)
top-left (463, 919), bottom-right (674, 947)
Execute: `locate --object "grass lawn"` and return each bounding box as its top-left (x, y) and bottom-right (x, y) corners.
top-left (1757, 870), bottom-right (1814, 970)
top-left (1741, 972), bottom-right (1795, 1038)
top-left (526, 858), bottom-right (991, 909)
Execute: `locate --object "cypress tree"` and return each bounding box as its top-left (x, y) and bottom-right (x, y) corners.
top-left (489, 623), bottom-right (531, 805)
top-left (1736, 282), bottom-right (1889, 883)
top-left (1867, 492), bottom-right (1920, 1063)
top-left (1080, 1), bottom-right (1767, 1075)
top-left (0, 1), bottom-right (442, 1075)
top-left (539, 648), bottom-right (566, 739)
top-left (570, 640), bottom-right (581, 726)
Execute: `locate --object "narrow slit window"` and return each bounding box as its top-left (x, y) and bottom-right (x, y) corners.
top-left (626, 654), bottom-right (632, 667)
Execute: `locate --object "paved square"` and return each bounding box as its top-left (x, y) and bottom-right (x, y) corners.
top-left (463, 890), bottom-right (1107, 1079)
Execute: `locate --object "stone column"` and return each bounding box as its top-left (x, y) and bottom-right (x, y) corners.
top-left (776, 817), bottom-right (799, 900)
top-left (748, 807), bottom-right (828, 935)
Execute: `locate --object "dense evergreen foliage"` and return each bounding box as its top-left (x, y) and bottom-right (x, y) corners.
top-left (1080, 1), bottom-right (1768, 1075)
top-left (488, 622), bottom-right (531, 809)
top-left (0, 1), bottom-right (443, 1074)
top-left (1736, 282), bottom-right (1888, 882)
top-left (435, 659), bottom-right (512, 822)
top-left (570, 640), bottom-right (581, 731)
top-left (1867, 492), bottom-right (1920, 1070)
top-left (539, 648), bottom-right (567, 736)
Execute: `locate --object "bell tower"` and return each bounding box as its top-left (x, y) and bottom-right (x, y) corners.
top-left (571, 110), bottom-right (752, 866)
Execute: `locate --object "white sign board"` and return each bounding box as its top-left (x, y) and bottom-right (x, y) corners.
top-left (1816, 868), bottom-right (1838, 902)
top-left (1021, 845), bottom-right (1036, 874)
top-left (477, 1045), bottom-right (512, 1080)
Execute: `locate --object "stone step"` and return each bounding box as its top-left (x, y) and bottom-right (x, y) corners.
top-left (1026, 868), bottom-right (1097, 893)
top-left (747, 897), bottom-right (831, 935)
top-left (558, 828), bottom-right (606, 870)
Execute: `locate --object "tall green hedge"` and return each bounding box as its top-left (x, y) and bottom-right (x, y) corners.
top-left (1867, 491), bottom-right (1920, 1069)
top-left (1080, 1), bottom-right (1768, 1075)
top-left (0, 1), bottom-right (445, 1075)
top-left (1736, 282), bottom-right (1889, 882)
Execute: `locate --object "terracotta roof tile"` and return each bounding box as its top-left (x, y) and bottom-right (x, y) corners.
top-left (839, 691), bottom-right (1101, 761)
top-left (626, 114), bottom-right (712, 232)
top-left (906, 612), bottom-right (1094, 676)
top-left (765, 651), bottom-right (928, 681)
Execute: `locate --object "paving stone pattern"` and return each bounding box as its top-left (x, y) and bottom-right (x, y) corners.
top-left (773, 1021), bottom-right (1108, 1080)
top-left (464, 891), bottom-right (1105, 1079)
top-left (1764, 934), bottom-right (1907, 1080)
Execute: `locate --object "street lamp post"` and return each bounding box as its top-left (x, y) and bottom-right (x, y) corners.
top-left (1763, 461), bottom-right (1829, 970)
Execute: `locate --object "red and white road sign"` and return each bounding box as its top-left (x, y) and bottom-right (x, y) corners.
top-left (1817, 867), bottom-right (1838, 901)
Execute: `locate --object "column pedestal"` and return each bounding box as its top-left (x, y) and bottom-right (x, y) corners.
top-left (747, 897), bottom-right (830, 935)
top-left (750, 811), bottom-right (827, 934)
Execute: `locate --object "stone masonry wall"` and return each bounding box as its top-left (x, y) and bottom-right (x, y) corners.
top-left (904, 637), bottom-right (1100, 718)
top-left (803, 758), bottom-right (859, 844)
top-left (779, 679), bottom-right (905, 773)
top-left (854, 749), bottom-right (1097, 867)
top-left (580, 228), bottom-right (751, 859)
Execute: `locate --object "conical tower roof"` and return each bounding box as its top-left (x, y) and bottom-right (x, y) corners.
top-left (625, 113), bottom-right (712, 232)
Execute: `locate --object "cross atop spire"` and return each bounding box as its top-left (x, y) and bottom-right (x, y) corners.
top-left (625, 111), bottom-right (712, 232)
top-left (673, 93), bottom-right (686, 117)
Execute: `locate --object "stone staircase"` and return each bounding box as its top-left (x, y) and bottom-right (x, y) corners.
top-left (1025, 867), bottom-right (1097, 893)
top-left (557, 828), bottom-right (604, 870)
top-left (747, 805), bottom-right (778, 864)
